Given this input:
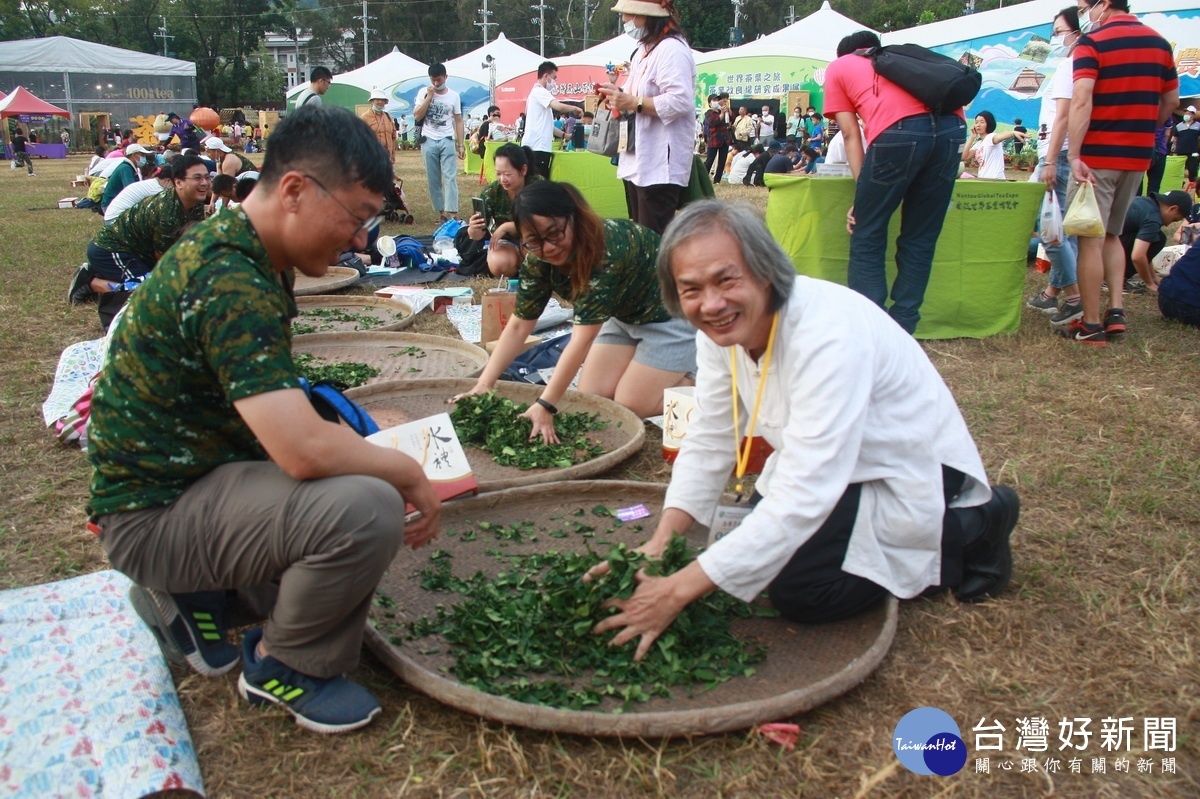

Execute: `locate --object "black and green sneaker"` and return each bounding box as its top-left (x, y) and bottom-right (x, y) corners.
top-left (128, 586), bottom-right (240, 676)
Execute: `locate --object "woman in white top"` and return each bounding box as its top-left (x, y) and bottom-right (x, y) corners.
top-left (964, 111), bottom-right (1027, 180)
top-left (598, 0), bottom-right (696, 234)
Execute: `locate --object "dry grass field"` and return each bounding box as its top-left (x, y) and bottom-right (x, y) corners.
top-left (0, 150), bottom-right (1197, 798)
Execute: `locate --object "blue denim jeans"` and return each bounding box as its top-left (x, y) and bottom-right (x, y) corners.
top-left (1036, 150), bottom-right (1078, 290)
top-left (848, 113), bottom-right (967, 334)
top-left (422, 136), bottom-right (458, 214)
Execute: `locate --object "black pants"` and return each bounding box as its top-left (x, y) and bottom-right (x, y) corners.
top-left (1145, 151), bottom-right (1166, 196)
top-left (1120, 231), bottom-right (1165, 281)
top-left (763, 466), bottom-right (969, 625)
top-left (705, 144), bottom-right (729, 182)
top-left (623, 181), bottom-right (683, 236)
top-left (532, 150), bottom-right (553, 180)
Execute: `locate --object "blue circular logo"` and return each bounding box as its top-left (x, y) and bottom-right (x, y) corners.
top-left (892, 707), bottom-right (967, 776)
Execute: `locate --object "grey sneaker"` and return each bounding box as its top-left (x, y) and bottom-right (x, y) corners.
top-left (1026, 291), bottom-right (1059, 314)
top-left (1050, 299), bottom-right (1083, 327)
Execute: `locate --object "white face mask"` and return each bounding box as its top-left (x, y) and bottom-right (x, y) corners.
top-left (623, 19), bottom-right (646, 40)
top-left (1079, 4), bottom-right (1101, 35)
top-left (710, 101), bottom-right (720, 110)
top-left (1186, 115), bottom-right (1194, 123)
top-left (1049, 35), bottom-right (1071, 57)
top-left (547, 79), bottom-right (558, 93)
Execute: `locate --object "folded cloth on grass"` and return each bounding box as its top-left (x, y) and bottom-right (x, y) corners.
top-left (0, 570), bottom-right (204, 798)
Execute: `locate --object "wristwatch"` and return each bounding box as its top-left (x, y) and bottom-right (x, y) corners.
top-left (636, 98), bottom-right (644, 114)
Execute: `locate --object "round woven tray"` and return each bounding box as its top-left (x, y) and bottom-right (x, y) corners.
top-left (366, 481), bottom-right (898, 737)
top-left (345, 379), bottom-right (645, 492)
top-left (293, 266), bottom-right (360, 296)
top-left (292, 333), bottom-right (488, 384)
top-left (294, 295), bottom-right (416, 334)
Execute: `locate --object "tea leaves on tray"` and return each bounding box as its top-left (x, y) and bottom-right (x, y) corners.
top-left (292, 306), bottom-right (393, 333)
top-left (393, 533), bottom-right (772, 711)
top-left (450, 391), bottom-right (607, 470)
top-left (292, 353), bottom-right (380, 387)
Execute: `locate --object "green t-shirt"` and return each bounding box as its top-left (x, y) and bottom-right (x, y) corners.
top-left (479, 174), bottom-right (541, 236)
top-left (233, 152), bottom-right (257, 176)
top-left (512, 218), bottom-right (670, 327)
top-left (87, 208), bottom-right (299, 516)
top-left (93, 189), bottom-right (205, 267)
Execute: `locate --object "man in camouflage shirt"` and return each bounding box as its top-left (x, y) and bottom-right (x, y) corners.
top-left (87, 105), bottom-right (440, 734)
top-left (84, 154), bottom-right (210, 329)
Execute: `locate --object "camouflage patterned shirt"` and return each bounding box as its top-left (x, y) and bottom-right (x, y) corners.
top-left (87, 207), bottom-right (299, 516)
top-left (513, 218), bottom-right (671, 326)
top-left (479, 174), bottom-right (541, 236)
top-left (93, 188), bottom-right (205, 268)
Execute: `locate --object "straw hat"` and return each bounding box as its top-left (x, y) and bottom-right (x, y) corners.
top-left (611, 0), bottom-right (671, 17)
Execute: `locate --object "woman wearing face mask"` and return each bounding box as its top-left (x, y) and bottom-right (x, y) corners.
top-left (463, 143), bottom-right (542, 278)
top-left (1027, 6), bottom-right (1083, 325)
top-left (703, 93), bottom-right (732, 181)
top-left (597, 0), bottom-right (696, 235)
top-left (963, 111), bottom-right (1028, 180)
top-left (455, 181), bottom-right (696, 443)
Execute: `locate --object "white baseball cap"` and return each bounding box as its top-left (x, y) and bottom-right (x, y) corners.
top-left (124, 143), bottom-right (152, 156)
top-left (1188, 105), bottom-right (1197, 113)
top-left (203, 136), bottom-right (231, 153)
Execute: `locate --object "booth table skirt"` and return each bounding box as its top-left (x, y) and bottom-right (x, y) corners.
top-left (764, 175), bottom-right (1044, 340)
top-left (4, 142), bottom-right (67, 159)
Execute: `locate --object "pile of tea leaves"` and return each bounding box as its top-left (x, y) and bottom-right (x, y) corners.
top-left (293, 353), bottom-right (380, 387)
top-left (450, 391), bottom-right (607, 470)
top-left (392, 530), bottom-right (773, 710)
top-left (292, 306), bottom-right (393, 335)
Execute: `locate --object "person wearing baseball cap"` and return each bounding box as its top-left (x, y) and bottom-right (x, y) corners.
top-left (1173, 105), bottom-right (1200, 183)
top-left (167, 112), bottom-right (202, 151)
top-left (1119, 189), bottom-right (1193, 294)
top-left (205, 135), bottom-right (258, 179)
top-left (100, 143), bottom-right (152, 212)
top-left (361, 87), bottom-right (396, 169)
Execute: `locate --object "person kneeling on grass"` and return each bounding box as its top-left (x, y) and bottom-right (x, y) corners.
top-left (1157, 238), bottom-right (1200, 328)
top-left (74, 155), bottom-right (211, 330)
top-left (86, 104), bottom-right (440, 734)
top-left (454, 180), bottom-right (696, 443)
top-left (585, 201), bottom-right (1019, 658)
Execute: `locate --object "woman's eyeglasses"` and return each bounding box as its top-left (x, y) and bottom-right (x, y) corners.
top-left (521, 222), bottom-right (569, 252)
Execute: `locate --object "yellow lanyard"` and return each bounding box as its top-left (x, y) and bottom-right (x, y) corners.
top-left (730, 312), bottom-right (779, 497)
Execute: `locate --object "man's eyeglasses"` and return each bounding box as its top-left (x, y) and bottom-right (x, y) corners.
top-left (182, 174), bottom-right (212, 183)
top-left (303, 174), bottom-right (383, 233)
top-left (521, 221), bottom-right (569, 252)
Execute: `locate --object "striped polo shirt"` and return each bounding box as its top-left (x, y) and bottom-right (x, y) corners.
top-left (1073, 14), bottom-right (1177, 171)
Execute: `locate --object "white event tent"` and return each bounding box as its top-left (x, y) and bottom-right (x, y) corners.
top-left (444, 33), bottom-right (544, 94)
top-left (285, 47), bottom-right (427, 111)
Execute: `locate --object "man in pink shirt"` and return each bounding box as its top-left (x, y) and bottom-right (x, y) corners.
top-left (822, 31), bottom-right (968, 334)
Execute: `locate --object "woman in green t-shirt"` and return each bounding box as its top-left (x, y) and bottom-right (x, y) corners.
top-left (465, 143), bottom-right (541, 278)
top-left (458, 181), bottom-right (696, 444)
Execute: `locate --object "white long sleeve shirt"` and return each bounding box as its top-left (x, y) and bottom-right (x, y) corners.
top-left (665, 278), bottom-right (991, 601)
top-left (616, 35), bottom-right (697, 188)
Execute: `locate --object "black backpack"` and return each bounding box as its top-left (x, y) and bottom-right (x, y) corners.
top-left (856, 44), bottom-right (981, 116)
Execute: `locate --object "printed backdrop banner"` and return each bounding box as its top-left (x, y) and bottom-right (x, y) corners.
top-left (764, 176), bottom-right (1044, 339)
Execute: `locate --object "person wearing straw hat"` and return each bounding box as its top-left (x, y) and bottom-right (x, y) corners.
top-left (586, 201), bottom-right (1019, 661)
top-left (597, 0), bottom-right (696, 235)
top-left (361, 87), bottom-right (397, 170)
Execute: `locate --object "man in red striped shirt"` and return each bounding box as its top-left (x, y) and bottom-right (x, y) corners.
top-left (1063, 0), bottom-right (1178, 346)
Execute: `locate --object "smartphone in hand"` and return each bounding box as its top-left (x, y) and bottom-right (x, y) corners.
top-left (472, 196), bottom-right (487, 221)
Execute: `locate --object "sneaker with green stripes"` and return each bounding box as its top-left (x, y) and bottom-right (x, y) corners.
top-left (237, 627), bottom-right (382, 734)
top-left (128, 586), bottom-right (240, 676)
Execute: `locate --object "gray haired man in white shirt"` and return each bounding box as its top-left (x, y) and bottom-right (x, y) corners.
top-left (589, 201), bottom-right (1019, 660)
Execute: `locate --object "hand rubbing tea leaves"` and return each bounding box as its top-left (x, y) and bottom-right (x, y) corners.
top-left (399, 533), bottom-right (772, 710)
top-left (451, 391), bottom-right (607, 470)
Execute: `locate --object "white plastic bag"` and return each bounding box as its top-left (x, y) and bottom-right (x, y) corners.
top-left (1062, 181), bottom-right (1106, 237)
top-left (1040, 191), bottom-right (1064, 246)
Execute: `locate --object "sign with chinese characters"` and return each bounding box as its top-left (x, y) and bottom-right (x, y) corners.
top-left (366, 412), bottom-right (478, 506)
top-left (971, 715), bottom-right (1178, 777)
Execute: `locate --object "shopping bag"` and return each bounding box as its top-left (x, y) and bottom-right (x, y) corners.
top-left (586, 107), bottom-right (620, 158)
top-left (481, 289), bottom-right (517, 346)
top-left (1040, 190), bottom-right (1064, 246)
top-left (1062, 181), bottom-right (1105, 237)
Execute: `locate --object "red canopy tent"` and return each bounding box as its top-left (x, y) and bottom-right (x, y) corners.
top-left (2, 86), bottom-right (71, 158)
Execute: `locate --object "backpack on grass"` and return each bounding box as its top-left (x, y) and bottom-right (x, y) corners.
top-left (855, 45), bottom-right (981, 116)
